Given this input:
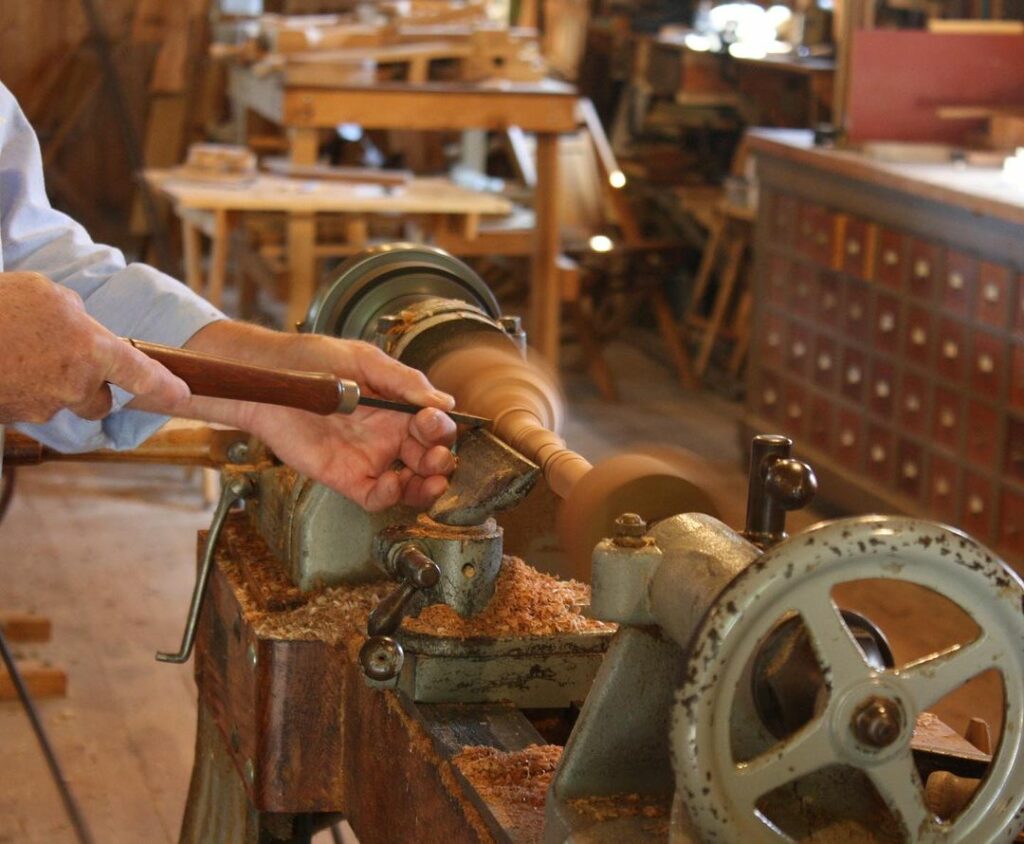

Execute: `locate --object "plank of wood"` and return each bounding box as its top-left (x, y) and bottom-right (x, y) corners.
top-left (0, 613), bottom-right (52, 643)
top-left (0, 660), bottom-right (67, 700)
top-left (262, 157), bottom-right (412, 185)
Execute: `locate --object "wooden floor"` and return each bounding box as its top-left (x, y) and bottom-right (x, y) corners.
top-left (0, 340), bottom-right (1008, 842)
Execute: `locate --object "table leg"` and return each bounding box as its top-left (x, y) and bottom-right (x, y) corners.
top-left (207, 209), bottom-right (231, 310)
top-left (288, 128), bottom-right (320, 165)
top-left (531, 132), bottom-right (561, 367)
top-left (286, 211), bottom-right (316, 331)
top-left (181, 217), bottom-right (204, 295)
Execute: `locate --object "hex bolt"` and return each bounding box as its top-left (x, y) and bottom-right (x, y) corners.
top-left (226, 441), bottom-right (250, 465)
top-left (613, 512), bottom-right (648, 548)
top-left (851, 695), bottom-right (903, 748)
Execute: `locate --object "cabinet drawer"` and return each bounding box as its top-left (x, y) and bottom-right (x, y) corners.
top-left (961, 472), bottom-right (996, 544)
top-left (807, 393), bottom-right (833, 452)
top-left (908, 238), bottom-right (940, 302)
top-left (999, 486), bottom-right (1024, 559)
top-left (819, 273), bottom-right (841, 328)
top-left (872, 292), bottom-right (901, 356)
top-left (1011, 343), bottom-right (1024, 411)
top-left (761, 313), bottom-right (787, 368)
top-left (931, 386), bottom-right (963, 452)
top-left (896, 439), bottom-right (925, 501)
top-left (976, 262), bottom-right (1011, 331)
top-left (873, 228), bottom-right (905, 289)
top-left (934, 317), bottom-right (967, 385)
top-left (965, 400), bottom-right (999, 469)
top-left (756, 371), bottom-right (783, 422)
top-left (903, 306), bottom-right (933, 368)
top-left (766, 252), bottom-right (790, 301)
top-left (1005, 415), bottom-right (1024, 484)
top-left (942, 249), bottom-right (975, 316)
top-left (842, 283), bottom-right (870, 339)
top-left (898, 370), bottom-right (930, 434)
top-left (835, 410), bottom-right (864, 472)
top-left (812, 335), bottom-right (838, 392)
top-left (786, 323), bottom-right (812, 379)
top-left (797, 202), bottom-right (833, 265)
top-left (868, 358), bottom-right (896, 421)
top-left (971, 330), bottom-right (1004, 398)
top-left (791, 263), bottom-right (817, 317)
top-left (839, 216), bottom-right (870, 279)
top-left (782, 381), bottom-right (807, 437)
top-left (768, 192), bottom-right (799, 245)
top-left (865, 425), bottom-right (895, 485)
top-left (839, 345), bottom-right (867, 403)
top-left (927, 453), bottom-right (959, 526)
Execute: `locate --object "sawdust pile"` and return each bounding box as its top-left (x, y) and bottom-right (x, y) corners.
top-left (223, 556), bottom-right (391, 645)
top-left (454, 744), bottom-right (562, 841)
top-left (402, 557), bottom-right (617, 638)
top-left (568, 793), bottom-right (669, 822)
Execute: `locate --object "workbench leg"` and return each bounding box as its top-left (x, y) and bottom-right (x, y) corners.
top-left (288, 128), bottom-right (320, 166)
top-left (208, 210), bottom-right (231, 310)
top-left (531, 132), bottom-right (562, 368)
top-left (286, 212), bottom-right (316, 331)
top-left (181, 218), bottom-right (205, 296)
top-left (694, 236), bottom-right (745, 377)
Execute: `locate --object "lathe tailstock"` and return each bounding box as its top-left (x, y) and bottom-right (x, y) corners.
top-left (176, 245), bottom-right (1024, 844)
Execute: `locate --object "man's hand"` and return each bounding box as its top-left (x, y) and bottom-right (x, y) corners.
top-left (0, 272), bottom-right (190, 424)
top-left (182, 322), bottom-right (457, 512)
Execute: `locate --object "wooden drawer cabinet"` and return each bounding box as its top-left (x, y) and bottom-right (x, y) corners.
top-left (748, 150), bottom-right (1024, 566)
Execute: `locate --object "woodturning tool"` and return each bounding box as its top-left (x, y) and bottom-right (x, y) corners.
top-left (126, 339), bottom-right (489, 427)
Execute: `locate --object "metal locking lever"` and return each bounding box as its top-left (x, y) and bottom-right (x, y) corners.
top-left (359, 544), bottom-right (440, 682)
top-left (742, 434), bottom-right (817, 550)
top-left (156, 473), bottom-right (254, 664)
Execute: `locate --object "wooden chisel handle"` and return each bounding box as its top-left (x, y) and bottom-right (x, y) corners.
top-left (127, 339), bottom-right (360, 415)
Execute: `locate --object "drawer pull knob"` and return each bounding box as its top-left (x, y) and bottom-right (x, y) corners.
top-left (878, 312), bottom-right (895, 333)
top-left (846, 366), bottom-right (862, 384)
top-left (983, 283), bottom-right (1001, 304)
top-left (870, 445), bottom-right (886, 463)
top-left (823, 292), bottom-right (837, 309)
top-left (911, 327), bottom-right (928, 346)
top-left (848, 303), bottom-right (864, 320)
top-left (787, 403), bottom-right (802, 419)
top-left (935, 477), bottom-right (951, 496)
top-left (767, 331), bottom-right (781, 348)
top-left (840, 429), bottom-right (856, 447)
top-left (940, 408), bottom-right (957, 429)
top-left (763, 388), bottom-right (777, 405)
top-left (791, 341), bottom-right (806, 358)
top-left (847, 239), bottom-right (861, 256)
top-left (883, 249), bottom-right (899, 267)
top-left (978, 354), bottom-right (994, 373)
top-left (942, 341), bottom-right (959, 360)
top-left (948, 271), bottom-right (964, 291)
top-left (905, 394), bottom-right (921, 412)
top-left (914, 259), bottom-right (931, 278)
top-left (902, 461), bottom-right (919, 479)
top-left (968, 494), bottom-right (985, 515)
top-left (875, 380), bottom-right (891, 398)
top-left (817, 353), bottom-right (832, 371)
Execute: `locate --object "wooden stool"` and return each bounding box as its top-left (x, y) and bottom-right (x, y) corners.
top-left (684, 200), bottom-right (755, 378)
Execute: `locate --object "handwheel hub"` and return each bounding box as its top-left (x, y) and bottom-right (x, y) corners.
top-left (851, 695), bottom-right (904, 749)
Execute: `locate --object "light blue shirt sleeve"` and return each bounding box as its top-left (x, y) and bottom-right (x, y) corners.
top-left (0, 82), bottom-right (225, 452)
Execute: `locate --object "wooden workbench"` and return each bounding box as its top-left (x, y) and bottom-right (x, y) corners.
top-left (145, 170), bottom-right (511, 322)
top-left (227, 65), bottom-right (579, 363)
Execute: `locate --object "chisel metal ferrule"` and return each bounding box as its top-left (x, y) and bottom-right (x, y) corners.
top-left (337, 380), bottom-right (361, 415)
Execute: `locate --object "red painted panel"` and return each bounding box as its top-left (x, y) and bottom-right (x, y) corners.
top-left (848, 32), bottom-right (1024, 143)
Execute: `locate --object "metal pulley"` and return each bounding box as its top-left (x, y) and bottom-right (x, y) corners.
top-left (673, 516), bottom-right (1024, 843)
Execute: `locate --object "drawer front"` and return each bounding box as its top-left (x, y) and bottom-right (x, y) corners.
top-left (756, 371), bottom-right (783, 423)
top-left (1005, 415), bottom-right (1024, 484)
top-left (903, 306), bottom-right (933, 368)
top-left (898, 370), bottom-right (930, 435)
top-left (840, 345), bottom-right (867, 404)
top-left (868, 358), bottom-right (897, 421)
top-left (965, 400), bottom-right (999, 469)
top-left (934, 317), bottom-right (967, 385)
top-left (908, 238), bottom-right (940, 302)
top-left (791, 263), bottom-right (817, 318)
top-left (762, 313), bottom-right (787, 368)
top-left (895, 439), bottom-right (925, 501)
top-left (840, 216), bottom-right (870, 279)
top-left (819, 273), bottom-right (841, 328)
top-left (842, 283), bottom-right (870, 339)
top-left (807, 393), bottom-right (834, 452)
top-left (767, 252), bottom-right (791, 301)
top-left (971, 329), bottom-right (1005, 399)
top-left (942, 249), bottom-right (976, 316)
top-left (782, 380), bottom-right (807, 438)
top-left (812, 334), bottom-right (838, 392)
top-left (768, 192), bottom-right (799, 245)
top-left (931, 386), bottom-right (963, 452)
top-left (865, 425), bottom-right (895, 485)
top-left (962, 472), bottom-right (996, 544)
top-left (874, 228), bottom-right (905, 289)
top-left (1011, 343), bottom-right (1024, 411)
top-left (927, 453), bottom-right (959, 526)
top-left (836, 410), bottom-right (864, 472)
top-left (872, 292), bottom-right (902, 356)
top-left (786, 323), bottom-right (812, 379)
top-left (798, 202), bottom-right (833, 266)
top-left (976, 262), bottom-right (1011, 331)
top-left (999, 486), bottom-right (1024, 559)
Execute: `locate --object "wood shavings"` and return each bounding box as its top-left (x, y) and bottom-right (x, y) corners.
top-left (454, 744), bottom-right (563, 842)
top-left (568, 793), bottom-right (669, 822)
top-left (402, 557), bottom-right (616, 638)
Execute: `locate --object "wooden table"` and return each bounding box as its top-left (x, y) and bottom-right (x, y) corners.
top-left (227, 65), bottom-right (579, 363)
top-left (145, 170), bottom-right (512, 326)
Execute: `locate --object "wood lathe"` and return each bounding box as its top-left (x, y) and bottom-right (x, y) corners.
top-left (138, 244), bottom-right (1024, 843)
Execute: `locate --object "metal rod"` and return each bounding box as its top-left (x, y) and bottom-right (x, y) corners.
top-left (0, 627), bottom-right (95, 844)
top-left (357, 396), bottom-right (490, 427)
top-left (156, 475), bottom-right (253, 663)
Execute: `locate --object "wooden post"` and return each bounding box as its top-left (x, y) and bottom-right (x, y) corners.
top-left (532, 132), bottom-right (562, 365)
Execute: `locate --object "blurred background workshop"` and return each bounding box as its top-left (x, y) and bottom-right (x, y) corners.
top-left (3, 0), bottom-right (1024, 842)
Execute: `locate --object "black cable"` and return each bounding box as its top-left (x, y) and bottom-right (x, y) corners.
top-left (0, 627), bottom-right (95, 844)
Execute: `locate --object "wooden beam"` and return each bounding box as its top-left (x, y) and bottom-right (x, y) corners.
top-left (0, 660), bottom-right (67, 701)
top-left (0, 613), bottom-right (51, 643)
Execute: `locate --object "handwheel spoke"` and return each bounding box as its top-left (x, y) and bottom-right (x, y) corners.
top-left (898, 634), bottom-right (1003, 713)
top-left (735, 719), bottom-right (836, 801)
top-left (798, 598), bottom-right (871, 689)
top-left (867, 752), bottom-right (934, 838)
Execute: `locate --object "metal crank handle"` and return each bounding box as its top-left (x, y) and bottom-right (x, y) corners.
top-left (156, 474), bottom-right (254, 664)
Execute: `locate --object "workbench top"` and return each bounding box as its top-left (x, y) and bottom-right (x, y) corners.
top-left (748, 128), bottom-right (1024, 227)
top-left (144, 171), bottom-right (512, 215)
